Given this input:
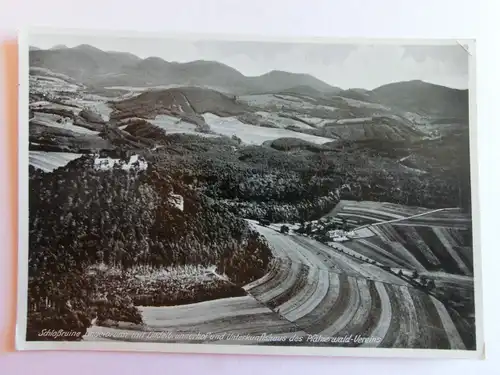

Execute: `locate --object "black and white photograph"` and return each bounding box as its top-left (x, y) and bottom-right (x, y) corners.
top-left (17, 30), bottom-right (482, 357)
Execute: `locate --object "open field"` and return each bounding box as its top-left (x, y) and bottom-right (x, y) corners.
top-left (202, 113), bottom-right (333, 145)
top-left (31, 112), bottom-right (100, 135)
top-left (84, 296), bottom-right (305, 343)
top-left (29, 151), bottom-right (84, 172)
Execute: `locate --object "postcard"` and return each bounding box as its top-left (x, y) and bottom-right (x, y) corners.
top-left (16, 29), bottom-right (483, 359)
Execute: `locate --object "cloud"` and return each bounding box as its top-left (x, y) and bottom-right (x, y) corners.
top-left (402, 45), bottom-right (468, 74)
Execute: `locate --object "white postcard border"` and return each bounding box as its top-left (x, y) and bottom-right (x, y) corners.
top-left (15, 28), bottom-right (484, 359)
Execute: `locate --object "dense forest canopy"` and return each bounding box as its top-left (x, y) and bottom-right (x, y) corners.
top-left (27, 156), bottom-right (272, 338)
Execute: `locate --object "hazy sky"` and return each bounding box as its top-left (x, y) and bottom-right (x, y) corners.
top-left (30, 33), bottom-right (469, 90)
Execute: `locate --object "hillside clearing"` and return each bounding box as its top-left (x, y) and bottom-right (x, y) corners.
top-left (203, 113), bottom-right (333, 145)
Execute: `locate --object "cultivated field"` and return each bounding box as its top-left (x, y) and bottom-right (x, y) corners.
top-left (202, 113), bottom-right (333, 145)
top-left (82, 199), bottom-right (472, 349)
top-left (29, 151), bottom-right (84, 172)
top-left (328, 200), bottom-right (473, 276)
top-left (85, 296), bottom-right (305, 343)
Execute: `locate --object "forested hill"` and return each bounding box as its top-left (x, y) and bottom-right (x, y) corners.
top-left (27, 156), bottom-right (272, 339)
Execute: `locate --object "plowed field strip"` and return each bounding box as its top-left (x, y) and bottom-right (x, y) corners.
top-left (430, 296), bottom-right (466, 350)
top-left (360, 282), bottom-right (391, 347)
top-left (320, 277), bottom-right (361, 336)
top-left (393, 286), bottom-right (421, 348)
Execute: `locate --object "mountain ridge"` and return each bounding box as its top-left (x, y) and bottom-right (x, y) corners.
top-left (29, 44), bottom-right (468, 120)
top-left (371, 79), bottom-right (469, 119)
top-left (29, 45), bottom-right (339, 95)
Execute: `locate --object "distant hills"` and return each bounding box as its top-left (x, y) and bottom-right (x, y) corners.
top-left (29, 44), bottom-right (469, 120)
top-left (371, 80), bottom-right (469, 119)
top-left (29, 44), bottom-right (340, 95)
top-left (30, 44), bottom-right (142, 84)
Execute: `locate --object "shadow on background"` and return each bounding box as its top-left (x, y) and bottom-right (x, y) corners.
top-left (1, 39), bottom-right (18, 353)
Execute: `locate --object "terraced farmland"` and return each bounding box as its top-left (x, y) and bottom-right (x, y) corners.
top-left (329, 200), bottom-right (473, 276)
top-left (329, 200), bottom-right (471, 229)
top-left (84, 209), bottom-right (473, 350)
top-left (246, 261), bottom-right (465, 349)
top-left (243, 222), bottom-right (471, 349)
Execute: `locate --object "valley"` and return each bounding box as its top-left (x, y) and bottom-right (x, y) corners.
top-left (26, 43), bottom-right (475, 351)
